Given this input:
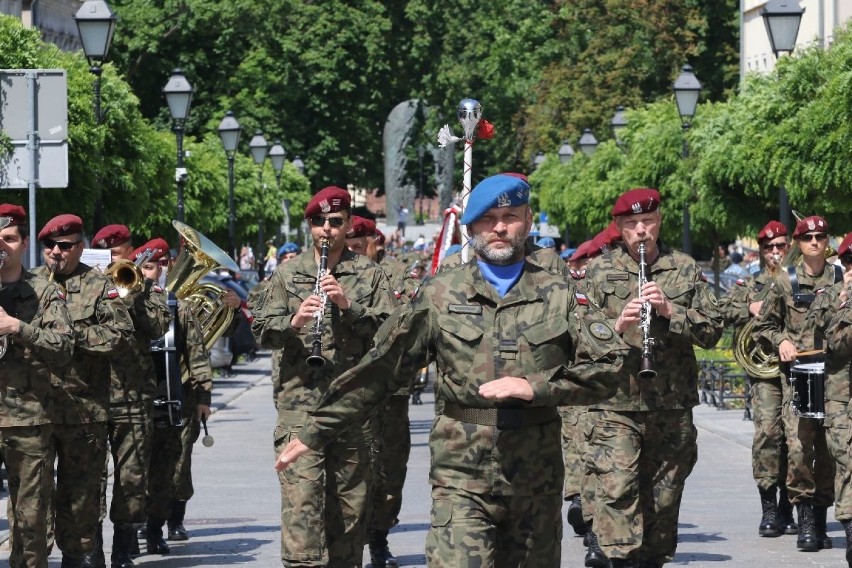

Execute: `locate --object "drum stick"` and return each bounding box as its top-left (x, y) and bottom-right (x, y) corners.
top-left (201, 415), bottom-right (214, 447)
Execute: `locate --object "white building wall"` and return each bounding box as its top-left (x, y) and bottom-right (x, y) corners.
top-left (0, 0), bottom-right (82, 52)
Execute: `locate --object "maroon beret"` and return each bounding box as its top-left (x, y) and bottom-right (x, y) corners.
top-left (757, 220), bottom-right (787, 241)
top-left (0, 204), bottom-right (26, 227)
top-left (611, 188), bottom-right (661, 217)
top-left (793, 215), bottom-right (829, 238)
top-left (347, 216), bottom-right (376, 239)
top-left (92, 224), bottom-right (131, 249)
top-left (38, 214), bottom-right (83, 241)
top-left (570, 240), bottom-right (593, 262)
top-left (133, 238), bottom-right (170, 263)
top-left (837, 233), bottom-right (852, 258)
top-left (304, 186), bottom-right (351, 219)
top-left (375, 229), bottom-right (386, 245)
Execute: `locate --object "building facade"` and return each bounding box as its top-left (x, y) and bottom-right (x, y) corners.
top-left (0, 0), bottom-right (82, 52)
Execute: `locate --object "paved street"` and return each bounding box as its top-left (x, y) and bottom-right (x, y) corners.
top-left (1, 351), bottom-right (850, 566)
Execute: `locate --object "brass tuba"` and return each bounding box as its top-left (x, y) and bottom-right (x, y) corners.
top-left (733, 319), bottom-right (779, 379)
top-left (167, 220), bottom-right (240, 380)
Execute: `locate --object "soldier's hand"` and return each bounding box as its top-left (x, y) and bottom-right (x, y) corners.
top-left (291, 295), bottom-right (324, 329)
top-left (478, 376), bottom-right (533, 402)
top-left (641, 282), bottom-right (673, 319)
top-left (0, 307), bottom-right (20, 335)
top-left (614, 298), bottom-right (644, 335)
top-left (222, 289), bottom-right (242, 309)
top-left (196, 403), bottom-right (211, 421)
top-left (778, 339), bottom-right (798, 362)
top-left (320, 274), bottom-right (351, 310)
top-left (748, 301), bottom-right (763, 317)
top-left (275, 438), bottom-right (312, 471)
top-left (840, 269), bottom-right (852, 304)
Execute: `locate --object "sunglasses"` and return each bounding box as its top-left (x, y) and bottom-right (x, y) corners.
top-left (43, 239), bottom-right (81, 251)
top-left (761, 242), bottom-right (787, 251)
top-left (797, 233), bottom-right (828, 242)
top-left (309, 216), bottom-right (345, 228)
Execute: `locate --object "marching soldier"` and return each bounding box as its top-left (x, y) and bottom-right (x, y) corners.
top-left (33, 214), bottom-right (134, 568)
top-left (718, 220), bottom-right (797, 537)
top-left (274, 174), bottom-right (627, 567)
top-left (250, 187), bottom-right (396, 567)
top-left (753, 215), bottom-right (840, 552)
top-left (0, 204), bottom-right (74, 568)
top-left (89, 226), bottom-right (172, 568)
top-left (583, 188), bottom-right (723, 567)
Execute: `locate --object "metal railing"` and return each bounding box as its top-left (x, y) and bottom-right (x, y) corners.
top-left (698, 358), bottom-right (752, 421)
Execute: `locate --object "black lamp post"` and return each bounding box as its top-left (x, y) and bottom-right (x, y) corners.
top-left (558, 141), bottom-right (574, 164)
top-left (269, 140), bottom-right (288, 242)
top-left (533, 151), bottom-right (546, 170)
top-left (673, 64), bottom-right (702, 256)
top-left (73, 0), bottom-right (117, 125)
top-left (163, 69), bottom-right (193, 223)
top-left (218, 111), bottom-right (242, 262)
top-left (578, 129), bottom-right (599, 157)
top-left (417, 145), bottom-right (425, 224)
top-left (610, 106), bottom-right (628, 148)
top-left (249, 130), bottom-right (269, 272)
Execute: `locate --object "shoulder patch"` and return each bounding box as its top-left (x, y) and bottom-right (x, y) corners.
top-left (448, 303), bottom-right (482, 315)
top-left (575, 292), bottom-right (589, 306)
top-left (816, 288), bottom-right (826, 295)
top-left (736, 279), bottom-right (745, 286)
top-left (56, 289), bottom-right (66, 301)
top-left (589, 321), bottom-right (613, 341)
top-left (700, 273), bottom-right (708, 282)
top-left (606, 273), bottom-right (629, 281)
top-left (841, 301), bottom-right (848, 310)
top-left (152, 285), bottom-right (164, 293)
top-left (106, 288), bottom-right (120, 299)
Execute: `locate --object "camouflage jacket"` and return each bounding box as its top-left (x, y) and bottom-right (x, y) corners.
top-left (584, 243), bottom-right (723, 411)
top-left (298, 258), bottom-right (626, 496)
top-left (718, 269), bottom-right (778, 328)
top-left (807, 281), bottom-right (848, 404)
top-left (0, 271), bottom-right (74, 427)
top-left (250, 248), bottom-right (395, 418)
top-left (754, 263), bottom-right (841, 355)
top-left (179, 299), bottom-right (213, 412)
top-left (33, 263), bottom-right (133, 424)
top-left (380, 257), bottom-right (420, 303)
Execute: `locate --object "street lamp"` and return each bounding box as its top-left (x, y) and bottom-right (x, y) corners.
top-left (417, 145), bottom-right (425, 224)
top-left (73, 0), bottom-right (117, 124)
top-left (533, 151), bottom-right (546, 170)
top-left (558, 141), bottom-right (574, 164)
top-left (249, 130), bottom-right (269, 274)
top-left (673, 64), bottom-right (702, 256)
top-left (269, 140), bottom-right (288, 242)
top-left (578, 128), bottom-right (599, 157)
top-left (292, 156), bottom-right (305, 176)
top-left (610, 106), bottom-right (628, 148)
top-left (218, 111), bottom-right (242, 262)
top-left (163, 69), bottom-right (193, 223)
top-left (761, 0), bottom-right (805, 58)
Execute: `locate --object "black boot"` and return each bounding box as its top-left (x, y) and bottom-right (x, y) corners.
top-left (796, 502), bottom-right (819, 551)
top-left (842, 519), bottom-right (852, 567)
top-left (81, 522), bottom-right (106, 568)
top-left (128, 524), bottom-right (140, 556)
top-left (814, 505), bottom-right (832, 549)
top-left (778, 485), bottom-right (798, 535)
top-left (168, 500), bottom-right (189, 541)
top-left (111, 524), bottom-right (135, 568)
top-left (411, 390), bottom-right (422, 405)
top-left (610, 560), bottom-right (634, 568)
top-left (61, 557), bottom-right (82, 568)
top-left (368, 529), bottom-right (399, 568)
top-left (584, 527), bottom-right (608, 568)
top-left (145, 519), bottom-right (170, 555)
top-left (758, 485), bottom-right (780, 537)
top-left (567, 495), bottom-right (589, 536)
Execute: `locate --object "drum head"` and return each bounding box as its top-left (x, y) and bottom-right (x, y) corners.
top-left (791, 362), bottom-right (824, 373)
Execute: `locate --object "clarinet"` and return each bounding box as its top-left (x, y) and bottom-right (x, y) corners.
top-left (638, 241), bottom-right (656, 379)
top-left (306, 239), bottom-right (330, 367)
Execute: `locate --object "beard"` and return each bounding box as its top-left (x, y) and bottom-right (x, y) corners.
top-left (471, 232), bottom-right (525, 265)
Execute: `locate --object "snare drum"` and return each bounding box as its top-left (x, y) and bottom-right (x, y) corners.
top-left (789, 362), bottom-right (826, 419)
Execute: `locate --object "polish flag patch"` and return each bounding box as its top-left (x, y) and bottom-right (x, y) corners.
top-left (575, 292), bottom-right (589, 306)
top-left (106, 288), bottom-right (120, 299)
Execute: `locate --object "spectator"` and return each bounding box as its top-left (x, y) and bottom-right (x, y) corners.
top-left (397, 205), bottom-right (410, 237)
top-left (537, 237), bottom-right (556, 250)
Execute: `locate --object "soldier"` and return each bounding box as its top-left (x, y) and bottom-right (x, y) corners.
top-left (275, 174), bottom-right (627, 567)
top-left (718, 220), bottom-right (797, 537)
top-left (583, 188), bottom-right (723, 568)
top-left (33, 214), bottom-right (134, 568)
top-left (0, 204), bottom-right (74, 568)
top-left (809, 232), bottom-right (852, 565)
top-left (250, 186), bottom-right (396, 567)
top-left (89, 226), bottom-right (172, 568)
top-left (753, 215), bottom-right (840, 552)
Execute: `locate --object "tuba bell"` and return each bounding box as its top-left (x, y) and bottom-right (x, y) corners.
top-left (733, 319), bottom-right (780, 379)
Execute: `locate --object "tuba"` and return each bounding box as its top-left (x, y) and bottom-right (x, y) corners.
top-left (167, 220), bottom-right (240, 380)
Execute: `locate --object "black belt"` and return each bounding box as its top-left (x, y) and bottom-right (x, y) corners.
top-left (442, 402), bottom-right (558, 430)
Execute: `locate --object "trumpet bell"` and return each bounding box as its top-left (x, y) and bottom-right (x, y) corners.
top-left (105, 259), bottom-right (143, 298)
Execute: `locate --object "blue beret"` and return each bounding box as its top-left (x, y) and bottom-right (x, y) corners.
top-left (278, 242), bottom-right (300, 256)
top-left (537, 237), bottom-right (556, 249)
top-left (560, 248), bottom-right (576, 259)
top-left (460, 174), bottom-right (530, 225)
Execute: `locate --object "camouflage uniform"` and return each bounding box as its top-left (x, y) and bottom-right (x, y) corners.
top-left (32, 262), bottom-right (133, 561)
top-left (296, 257), bottom-right (627, 568)
top-left (584, 243), bottom-right (723, 564)
top-left (0, 271), bottom-right (74, 568)
top-left (251, 248), bottom-right (395, 567)
top-left (753, 264), bottom-right (837, 508)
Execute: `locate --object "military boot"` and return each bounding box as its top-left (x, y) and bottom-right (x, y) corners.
top-left (110, 524), bottom-right (135, 568)
top-left (81, 521), bottom-right (106, 568)
top-left (842, 519), bottom-right (852, 567)
top-left (796, 502), bottom-right (819, 551)
top-left (61, 557), bottom-right (82, 568)
top-left (584, 527), bottom-right (608, 568)
top-left (758, 485), bottom-right (780, 537)
top-left (814, 505), bottom-right (832, 549)
top-left (609, 559), bottom-right (635, 568)
top-left (368, 529), bottom-right (399, 568)
top-left (567, 495), bottom-right (588, 536)
top-left (778, 485), bottom-right (798, 535)
top-left (145, 519), bottom-right (170, 555)
top-left (168, 500), bottom-right (189, 541)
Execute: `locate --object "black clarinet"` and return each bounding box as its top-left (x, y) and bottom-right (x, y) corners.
top-left (306, 239), bottom-right (329, 367)
top-left (638, 241), bottom-right (656, 379)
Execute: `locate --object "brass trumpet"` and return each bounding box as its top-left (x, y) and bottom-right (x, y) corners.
top-left (105, 248), bottom-right (155, 298)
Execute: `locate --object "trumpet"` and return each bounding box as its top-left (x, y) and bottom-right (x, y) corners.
top-left (638, 241), bottom-right (656, 379)
top-left (0, 250), bottom-right (7, 360)
top-left (306, 238), bottom-right (330, 367)
top-left (105, 248), bottom-right (154, 298)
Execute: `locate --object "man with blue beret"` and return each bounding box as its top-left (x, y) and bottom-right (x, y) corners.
top-left (537, 237), bottom-right (556, 250)
top-left (277, 242), bottom-right (300, 264)
top-left (274, 173), bottom-right (628, 567)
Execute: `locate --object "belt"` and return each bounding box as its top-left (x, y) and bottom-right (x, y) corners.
top-left (442, 402), bottom-right (558, 430)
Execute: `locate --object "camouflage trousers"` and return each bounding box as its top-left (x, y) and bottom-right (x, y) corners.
top-left (98, 410), bottom-right (152, 524)
top-left (146, 422), bottom-right (183, 521)
top-left (559, 406), bottom-right (585, 498)
top-left (586, 409), bottom-right (697, 563)
top-left (52, 422), bottom-right (109, 559)
top-left (274, 412), bottom-right (373, 567)
top-left (173, 412), bottom-right (201, 501)
top-left (781, 371), bottom-right (835, 505)
top-left (2, 424), bottom-right (54, 568)
top-left (749, 377), bottom-right (789, 490)
top-left (369, 395), bottom-right (411, 532)
top-left (824, 400), bottom-right (851, 519)
top-left (425, 485), bottom-right (562, 568)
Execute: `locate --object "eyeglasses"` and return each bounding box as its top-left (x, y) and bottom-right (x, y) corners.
top-left (309, 216), bottom-right (345, 228)
top-left (797, 233), bottom-right (828, 242)
top-left (761, 242), bottom-right (787, 251)
top-left (43, 239), bottom-right (81, 251)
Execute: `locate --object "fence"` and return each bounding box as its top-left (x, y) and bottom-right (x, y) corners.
top-left (698, 358), bottom-right (752, 421)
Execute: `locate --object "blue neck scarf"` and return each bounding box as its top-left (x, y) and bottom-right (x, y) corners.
top-left (477, 259), bottom-right (525, 298)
